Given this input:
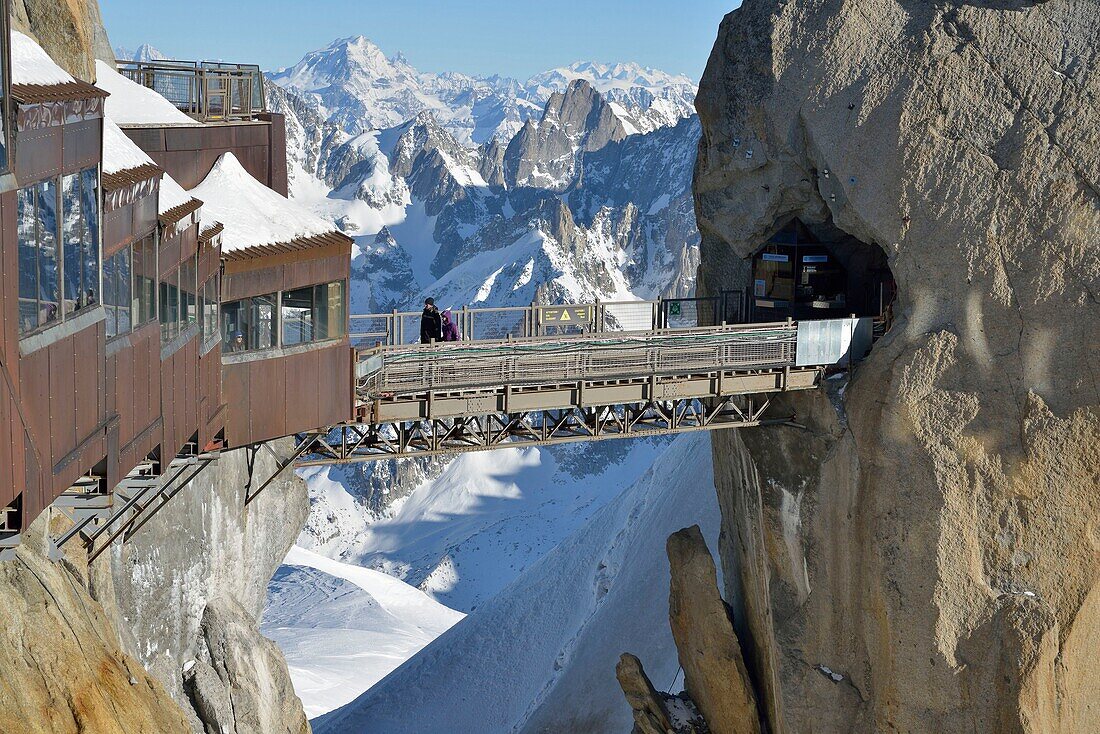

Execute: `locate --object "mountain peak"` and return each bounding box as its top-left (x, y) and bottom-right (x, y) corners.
top-left (114, 43), bottom-right (166, 62)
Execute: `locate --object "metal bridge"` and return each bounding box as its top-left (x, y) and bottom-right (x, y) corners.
top-left (279, 298), bottom-right (876, 472)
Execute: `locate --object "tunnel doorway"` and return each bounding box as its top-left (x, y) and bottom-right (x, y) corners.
top-left (748, 218), bottom-right (895, 322)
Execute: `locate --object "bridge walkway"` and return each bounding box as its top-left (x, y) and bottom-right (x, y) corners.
top-left (293, 314), bottom-right (874, 465)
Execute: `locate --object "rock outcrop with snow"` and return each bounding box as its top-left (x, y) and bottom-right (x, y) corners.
top-left (692, 1), bottom-right (1099, 732)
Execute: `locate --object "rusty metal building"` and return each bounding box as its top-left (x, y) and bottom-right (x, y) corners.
top-left (0, 14), bottom-right (351, 556)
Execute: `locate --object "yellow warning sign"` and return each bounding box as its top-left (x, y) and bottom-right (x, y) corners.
top-left (540, 305), bottom-right (594, 325)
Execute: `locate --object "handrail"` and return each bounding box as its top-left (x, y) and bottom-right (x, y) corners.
top-left (116, 59), bottom-right (267, 122)
top-left (349, 297), bottom-right (748, 347)
top-left (355, 322), bottom-right (800, 396)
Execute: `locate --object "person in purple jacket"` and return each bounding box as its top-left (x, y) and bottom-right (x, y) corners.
top-left (441, 309), bottom-right (460, 342)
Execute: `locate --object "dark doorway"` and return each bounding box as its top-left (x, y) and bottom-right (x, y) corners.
top-left (748, 218), bottom-right (894, 322)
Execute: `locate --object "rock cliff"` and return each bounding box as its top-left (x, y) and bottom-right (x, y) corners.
top-left (691, 1), bottom-right (1099, 732)
top-left (11, 0), bottom-right (115, 81)
top-left (0, 444), bottom-right (312, 734)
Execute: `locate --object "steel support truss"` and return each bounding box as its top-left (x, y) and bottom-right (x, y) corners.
top-left (298, 395), bottom-right (782, 466)
top-left (49, 451), bottom-right (220, 562)
top-left (241, 432), bottom-right (327, 506)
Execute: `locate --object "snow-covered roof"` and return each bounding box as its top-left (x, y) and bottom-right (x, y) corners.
top-left (190, 153), bottom-right (336, 253)
top-left (102, 117), bottom-right (156, 176)
top-left (94, 59), bottom-right (199, 126)
top-left (158, 171), bottom-right (195, 215)
top-left (11, 31), bottom-right (74, 86)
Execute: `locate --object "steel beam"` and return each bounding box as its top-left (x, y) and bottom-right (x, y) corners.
top-left (299, 395), bottom-right (782, 466)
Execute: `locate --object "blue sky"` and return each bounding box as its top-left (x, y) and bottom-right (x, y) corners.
top-left (100, 0), bottom-right (736, 81)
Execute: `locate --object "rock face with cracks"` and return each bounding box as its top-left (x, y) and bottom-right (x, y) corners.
top-left (693, 1), bottom-right (1099, 733)
top-left (616, 653), bottom-right (676, 734)
top-left (667, 526), bottom-right (760, 734)
top-left (0, 443), bottom-right (312, 734)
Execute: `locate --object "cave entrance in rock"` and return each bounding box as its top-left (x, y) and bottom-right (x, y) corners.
top-left (747, 218), bottom-right (895, 323)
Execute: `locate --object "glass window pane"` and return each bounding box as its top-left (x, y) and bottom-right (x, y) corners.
top-left (133, 236), bottom-right (156, 326)
top-left (108, 247), bottom-right (132, 339)
top-left (315, 280), bottom-right (347, 340)
top-left (251, 293), bottom-right (278, 350)
top-left (222, 299), bottom-right (246, 352)
top-left (36, 179), bottom-right (59, 327)
top-left (180, 256), bottom-right (197, 327)
top-left (160, 267), bottom-right (180, 343)
top-left (117, 303), bottom-right (131, 334)
top-left (281, 285), bottom-right (313, 345)
top-left (103, 251), bottom-right (117, 338)
top-left (62, 173), bottom-right (83, 313)
top-left (17, 187), bottom-right (39, 334)
top-left (202, 276), bottom-right (219, 343)
top-left (81, 168), bottom-right (100, 309)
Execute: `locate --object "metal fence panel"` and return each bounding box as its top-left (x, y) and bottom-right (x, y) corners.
top-left (663, 298), bottom-right (719, 329)
top-left (601, 301), bottom-right (655, 332)
top-left (467, 308), bottom-right (529, 341)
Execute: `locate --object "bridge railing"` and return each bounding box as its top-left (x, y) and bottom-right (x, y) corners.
top-left (355, 322), bottom-right (798, 396)
top-left (350, 296), bottom-right (753, 348)
top-left (115, 59), bottom-right (267, 122)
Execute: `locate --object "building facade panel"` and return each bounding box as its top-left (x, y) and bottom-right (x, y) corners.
top-left (123, 117), bottom-right (287, 192)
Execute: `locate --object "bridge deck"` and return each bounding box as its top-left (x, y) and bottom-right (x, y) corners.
top-left (295, 320), bottom-right (856, 464)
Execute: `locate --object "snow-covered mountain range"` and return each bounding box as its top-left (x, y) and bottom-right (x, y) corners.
top-left (113, 43), bottom-right (165, 62)
top-left (266, 43), bottom-right (701, 312)
top-left (269, 36), bottom-right (696, 144)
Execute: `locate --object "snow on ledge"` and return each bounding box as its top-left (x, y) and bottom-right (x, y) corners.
top-left (102, 118), bottom-right (156, 176)
top-left (11, 31), bottom-right (75, 86)
top-left (190, 153), bottom-right (336, 253)
top-left (94, 59), bottom-right (199, 127)
top-left (159, 171), bottom-right (195, 215)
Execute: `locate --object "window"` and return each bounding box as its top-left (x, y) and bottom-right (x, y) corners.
top-left (222, 293), bottom-right (277, 353)
top-left (160, 268), bottom-right (179, 343)
top-left (104, 248), bottom-right (132, 338)
top-left (15, 168), bottom-right (100, 336)
top-left (132, 236), bottom-right (157, 327)
top-left (61, 171), bottom-right (99, 314)
top-left (280, 286), bottom-right (313, 346)
top-left (223, 280), bottom-right (346, 354)
top-left (202, 273), bottom-right (220, 348)
top-left (314, 280), bottom-right (346, 341)
top-left (281, 280), bottom-right (347, 345)
top-left (180, 256), bottom-right (197, 327)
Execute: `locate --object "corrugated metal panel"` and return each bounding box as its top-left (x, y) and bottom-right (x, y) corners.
top-left (11, 81), bottom-right (109, 103)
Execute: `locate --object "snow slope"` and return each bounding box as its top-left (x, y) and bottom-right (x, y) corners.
top-left (312, 434), bottom-right (719, 734)
top-left (262, 546), bottom-right (463, 718)
top-left (94, 59), bottom-right (199, 126)
top-left (304, 439), bottom-right (671, 613)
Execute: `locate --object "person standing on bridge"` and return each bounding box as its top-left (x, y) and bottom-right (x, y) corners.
top-left (441, 309), bottom-right (460, 342)
top-left (420, 297), bottom-right (443, 344)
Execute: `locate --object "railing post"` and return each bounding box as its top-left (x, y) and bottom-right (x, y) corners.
top-left (787, 316), bottom-right (794, 363)
top-left (461, 306), bottom-right (469, 341)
